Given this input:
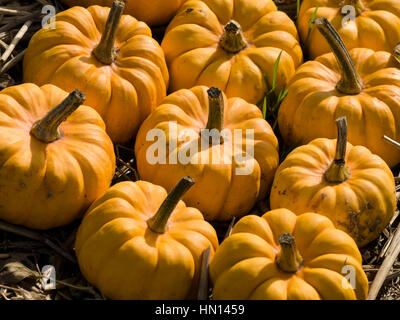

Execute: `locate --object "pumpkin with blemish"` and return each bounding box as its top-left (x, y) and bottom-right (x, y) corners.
top-left (270, 117), bottom-right (396, 247)
top-left (0, 83), bottom-right (115, 229)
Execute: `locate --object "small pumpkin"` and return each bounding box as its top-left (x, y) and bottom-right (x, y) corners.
top-left (23, 1), bottom-right (169, 144)
top-left (161, 0), bottom-right (303, 105)
top-left (270, 117), bottom-right (396, 247)
top-left (75, 176), bottom-right (219, 300)
top-left (298, 0), bottom-right (400, 59)
top-left (278, 17), bottom-right (400, 168)
top-left (209, 208), bottom-right (368, 300)
top-left (135, 86), bottom-right (279, 221)
top-left (0, 83), bottom-right (115, 230)
top-left (60, 0), bottom-right (187, 26)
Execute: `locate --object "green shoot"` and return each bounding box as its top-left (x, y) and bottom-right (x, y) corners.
top-left (258, 50), bottom-right (289, 131)
top-left (262, 95), bottom-right (267, 120)
top-left (296, 0), bottom-right (301, 21)
top-left (271, 50), bottom-right (282, 92)
top-left (305, 5), bottom-right (319, 44)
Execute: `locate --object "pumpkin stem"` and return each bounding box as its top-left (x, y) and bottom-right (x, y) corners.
top-left (205, 87), bottom-right (224, 144)
top-left (276, 233), bottom-right (303, 273)
top-left (325, 117), bottom-right (351, 183)
top-left (92, 0), bottom-right (124, 65)
top-left (313, 17), bottom-right (363, 95)
top-left (30, 89), bottom-right (85, 143)
top-left (342, 0), bottom-right (365, 16)
top-left (219, 20), bottom-right (248, 54)
top-left (147, 176), bottom-right (195, 234)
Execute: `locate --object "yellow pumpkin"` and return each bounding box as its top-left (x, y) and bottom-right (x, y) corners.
top-left (298, 0), bottom-right (400, 59)
top-left (75, 177), bottom-right (219, 300)
top-left (210, 208), bottom-right (368, 300)
top-left (270, 117), bottom-right (396, 247)
top-left (278, 18), bottom-right (400, 168)
top-left (135, 86), bottom-right (279, 221)
top-left (0, 83), bottom-right (115, 230)
top-left (24, 1), bottom-right (169, 144)
top-left (60, 0), bottom-right (187, 26)
top-left (161, 0), bottom-right (303, 105)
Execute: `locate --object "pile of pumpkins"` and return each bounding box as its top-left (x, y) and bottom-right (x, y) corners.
top-left (0, 0), bottom-right (399, 300)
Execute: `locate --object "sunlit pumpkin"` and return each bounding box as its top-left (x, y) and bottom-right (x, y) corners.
top-left (161, 0), bottom-right (303, 105)
top-left (60, 0), bottom-right (187, 26)
top-left (210, 208), bottom-right (369, 300)
top-left (270, 117), bottom-right (396, 247)
top-left (278, 17), bottom-right (400, 168)
top-left (24, 1), bottom-right (169, 144)
top-left (135, 86), bottom-right (279, 221)
top-left (0, 83), bottom-right (115, 229)
top-left (298, 0), bottom-right (400, 59)
top-left (75, 176), bottom-right (219, 299)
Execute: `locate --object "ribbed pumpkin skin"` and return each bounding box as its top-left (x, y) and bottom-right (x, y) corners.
top-left (278, 48), bottom-right (400, 168)
top-left (270, 138), bottom-right (396, 247)
top-left (298, 0), bottom-right (400, 59)
top-left (0, 83), bottom-right (115, 230)
top-left (60, 0), bottom-right (186, 26)
top-left (210, 209), bottom-right (368, 300)
top-left (23, 5), bottom-right (169, 144)
top-left (161, 0), bottom-right (303, 105)
top-left (134, 86), bottom-right (279, 221)
top-left (75, 180), bottom-right (219, 300)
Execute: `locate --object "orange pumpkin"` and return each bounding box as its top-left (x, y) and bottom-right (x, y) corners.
top-left (60, 0), bottom-right (187, 26)
top-left (210, 208), bottom-right (368, 300)
top-left (24, 1), bottom-right (169, 144)
top-left (0, 83), bottom-right (115, 229)
top-left (161, 0), bottom-right (303, 105)
top-left (298, 0), bottom-right (400, 59)
top-left (270, 117), bottom-right (396, 247)
top-left (278, 18), bottom-right (400, 168)
top-left (75, 177), bottom-right (219, 299)
top-left (135, 86), bottom-right (279, 221)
